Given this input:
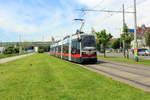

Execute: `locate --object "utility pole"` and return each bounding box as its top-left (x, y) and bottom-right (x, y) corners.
top-left (0, 40), bottom-right (2, 54)
top-left (133, 0), bottom-right (139, 62)
top-left (77, 3), bottom-right (138, 61)
top-left (0, 40), bottom-right (2, 47)
top-left (122, 4), bottom-right (126, 58)
top-left (19, 34), bottom-right (22, 54)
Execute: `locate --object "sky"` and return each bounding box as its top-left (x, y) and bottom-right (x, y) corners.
top-left (0, 0), bottom-right (149, 42)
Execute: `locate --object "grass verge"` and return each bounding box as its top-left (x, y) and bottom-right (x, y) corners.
top-left (0, 53), bottom-right (28, 59)
top-left (0, 54), bottom-right (150, 100)
top-left (98, 56), bottom-right (150, 66)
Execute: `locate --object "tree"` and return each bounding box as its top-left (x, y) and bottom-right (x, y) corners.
top-left (121, 33), bottom-right (134, 49)
top-left (38, 48), bottom-right (44, 53)
top-left (4, 47), bottom-right (15, 54)
top-left (121, 24), bottom-right (134, 58)
top-left (145, 30), bottom-right (150, 49)
top-left (95, 30), bottom-right (113, 57)
top-left (111, 38), bottom-right (121, 50)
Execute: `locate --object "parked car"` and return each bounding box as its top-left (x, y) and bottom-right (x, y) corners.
top-left (145, 50), bottom-right (150, 56)
top-left (132, 48), bottom-right (149, 56)
top-left (138, 48), bottom-right (148, 56)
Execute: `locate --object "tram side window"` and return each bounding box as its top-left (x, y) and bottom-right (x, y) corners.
top-left (55, 46), bottom-right (58, 52)
top-left (76, 41), bottom-right (80, 54)
top-left (58, 45), bottom-right (61, 53)
top-left (71, 40), bottom-right (80, 54)
top-left (63, 43), bottom-right (69, 53)
top-left (55, 47), bottom-right (57, 53)
top-left (71, 40), bottom-right (76, 54)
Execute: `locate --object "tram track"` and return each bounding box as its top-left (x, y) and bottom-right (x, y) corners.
top-left (99, 60), bottom-right (150, 71)
top-left (80, 60), bottom-right (150, 92)
top-left (97, 63), bottom-right (150, 77)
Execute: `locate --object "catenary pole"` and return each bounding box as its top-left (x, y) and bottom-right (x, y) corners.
top-left (133, 0), bottom-right (139, 61)
top-left (122, 4), bottom-right (126, 58)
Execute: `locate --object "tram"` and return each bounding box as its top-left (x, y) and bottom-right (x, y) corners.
top-left (50, 33), bottom-right (97, 63)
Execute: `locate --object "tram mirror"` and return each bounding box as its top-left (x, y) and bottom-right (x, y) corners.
top-left (78, 38), bottom-right (82, 42)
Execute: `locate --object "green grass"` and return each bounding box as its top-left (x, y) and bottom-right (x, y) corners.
top-left (0, 53), bottom-right (28, 59)
top-left (98, 56), bottom-right (150, 66)
top-left (0, 54), bottom-right (150, 100)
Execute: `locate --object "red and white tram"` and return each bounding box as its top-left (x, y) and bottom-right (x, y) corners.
top-left (50, 33), bottom-right (97, 63)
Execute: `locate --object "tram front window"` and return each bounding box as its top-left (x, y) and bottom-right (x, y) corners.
top-left (81, 35), bottom-right (96, 50)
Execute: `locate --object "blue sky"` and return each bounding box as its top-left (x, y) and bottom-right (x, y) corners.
top-left (0, 0), bottom-right (149, 42)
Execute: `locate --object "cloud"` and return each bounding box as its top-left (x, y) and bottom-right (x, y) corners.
top-left (75, 0), bottom-right (150, 38)
top-left (0, 0), bottom-right (73, 35)
top-left (0, 0), bottom-right (150, 42)
top-left (77, 0), bottom-right (104, 7)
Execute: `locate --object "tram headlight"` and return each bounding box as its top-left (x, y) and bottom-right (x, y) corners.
top-left (82, 52), bottom-right (86, 55)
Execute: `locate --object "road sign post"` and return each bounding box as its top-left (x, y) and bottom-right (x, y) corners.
top-left (133, 40), bottom-right (139, 61)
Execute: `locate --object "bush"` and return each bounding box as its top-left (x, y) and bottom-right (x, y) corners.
top-left (14, 48), bottom-right (19, 53)
top-left (4, 47), bottom-right (14, 54)
top-left (3, 47), bottom-right (20, 54)
top-left (38, 49), bottom-right (44, 53)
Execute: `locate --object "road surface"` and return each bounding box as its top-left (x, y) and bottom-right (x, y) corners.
top-left (99, 52), bottom-right (150, 60)
top-left (0, 53), bottom-right (33, 64)
top-left (81, 60), bottom-right (150, 92)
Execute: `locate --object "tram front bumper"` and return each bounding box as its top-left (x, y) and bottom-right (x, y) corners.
top-left (81, 57), bottom-right (97, 63)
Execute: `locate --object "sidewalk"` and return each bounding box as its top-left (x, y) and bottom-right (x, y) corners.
top-left (0, 53), bottom-right (34, 64)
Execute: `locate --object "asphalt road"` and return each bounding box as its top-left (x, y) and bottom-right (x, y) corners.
top-left (0, 53), bottom-right (33, 64)
top-left (81, 60), bottom-right (150, 92)
top-left (99, 52), bottom-right (150, 60)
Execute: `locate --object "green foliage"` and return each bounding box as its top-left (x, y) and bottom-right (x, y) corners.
top-left (121, 33), bottom-right (134, 49)
top-left (111, 38), bottom-right (121, 49)
top-left (95, 30), bottom-right (113, 46)
top-left (14, 47), bottom-right (20, 53)
top-left (0, 52), bottom-right (27, 59)
top-left (123, 24), bottom-right (129, 33)
top-left (121, 24), bottom-right (134, 49)
top-left (99, 56), bottom-right (150, 66)
top-left (38, 46), bottom-right (50, 53)
top-left (95, 30), bottom-right (113, 56)
top-left (38, 48), bottom-right (44, 53)
top-left (145, 30), bottom-right (150, 48)
top-left (3, 47), bottom-right (19, 54)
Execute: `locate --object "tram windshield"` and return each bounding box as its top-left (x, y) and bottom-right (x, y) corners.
top-left (81, 35), bottom-right (96, 49)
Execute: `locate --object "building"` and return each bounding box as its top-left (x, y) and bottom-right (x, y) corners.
top-left (131, 40), bottom-right (146, 49)
top-left (131, 24), bottom-right (150, 49)
top-left (34, 47), bottom-right (39, 52)
top-left (0, 47), bottom-right (5, 54)
top-left (137, 24), bottom-right (150, 39)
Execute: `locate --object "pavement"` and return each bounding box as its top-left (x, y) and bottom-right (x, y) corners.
top-left (0, 53), bottom-right (34, 64)
top-left (99, 52), bottom-right (150, 60)
top-left (81, 60), bottom-right (150, 92)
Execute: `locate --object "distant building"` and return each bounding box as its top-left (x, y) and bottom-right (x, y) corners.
top-left (34, 47), bottom-right (39, 52)
top-left (0, 47), bottom-right (5, 54)
top-left (137, 24), bottom-right (150, 39)
top-left (131, 24), bottom-right (150, 49)
top-left (131, 40), bottom-right (146, 49)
